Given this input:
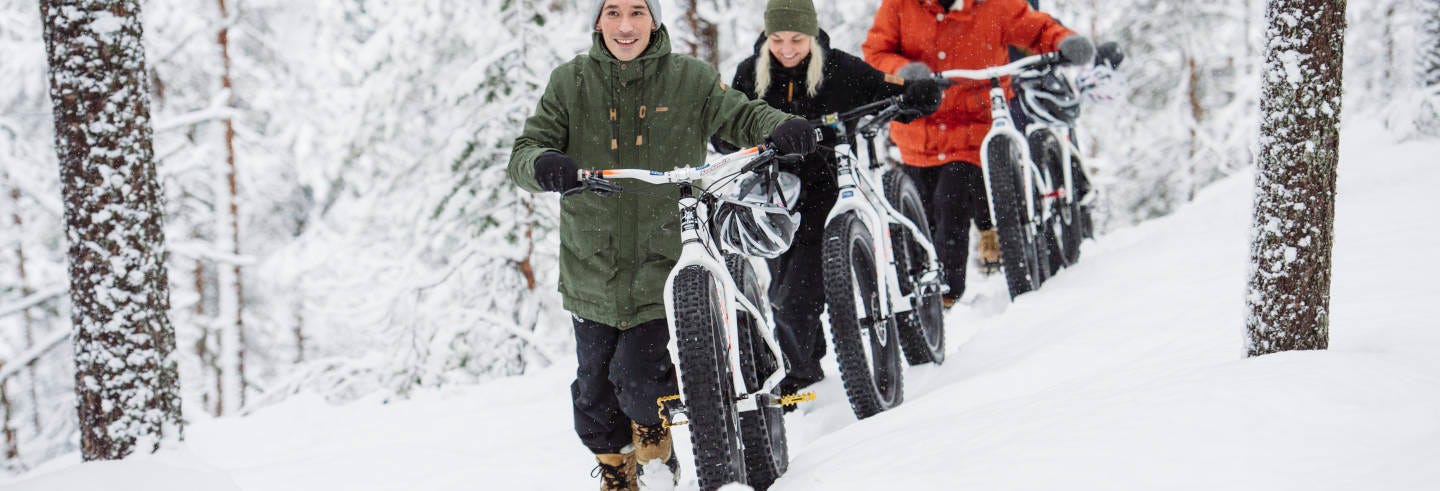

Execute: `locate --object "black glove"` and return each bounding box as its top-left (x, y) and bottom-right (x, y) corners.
top-left (896, 61), bottom-right (932, 81)
top-left (1095, 41), bottom-right (1125, 68)
top-left (533, 151), bottom-right (579, 193)
top-left (1058, 35), bottom-right (1095, 66)
top-left (899, 77), bottom-right (943, 117)
top-left (710, 134), bottom-right (741, 154)
top-left (769, 119), bottom-right (817, 156)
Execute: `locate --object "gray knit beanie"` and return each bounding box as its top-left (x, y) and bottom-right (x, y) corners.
top-left (593, 0), bottom-right (663, 30)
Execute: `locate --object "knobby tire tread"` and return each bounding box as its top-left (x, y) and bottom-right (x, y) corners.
top-left (822, 214), bottom-right (904, 419)
top-left (673, 266), bottom-right (746, 490)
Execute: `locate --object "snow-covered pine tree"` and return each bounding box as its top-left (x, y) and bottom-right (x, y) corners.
top-left (1246, 0), bottom-right (1345, 356)
top-left (38, 0), bottom-right (183, 459)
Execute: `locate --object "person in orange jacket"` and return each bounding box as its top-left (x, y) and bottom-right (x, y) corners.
top-left (863, 0), bottom-right (1092, 305)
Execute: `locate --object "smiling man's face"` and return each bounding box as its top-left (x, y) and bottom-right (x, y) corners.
top-left (596, 0), bottom-right (654, 62)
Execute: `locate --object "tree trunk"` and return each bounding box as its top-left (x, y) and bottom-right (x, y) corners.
top-left (294, 307), bottom-right (305, 364)
top-left (1424, 0), bottom-right (1440, 89)
top-left (216, 0), bottom-right (247, 416)
top-left (682, 0), bottom-right (721, 69)
top-left (9, 188), bottom-right (43, 436)
top-left (1186, 52), bottom-right (1204, 200)
top-left (1246, 0), bottom-right (1345, 356)
top-left (192, 255), bottom-right (221, 416)
top-left (2, 375), bottom-right (18, 467)
top-left (39, 0), bottom-right (184, 459)
top-left (1420, 0), bottom-right (1440, 134)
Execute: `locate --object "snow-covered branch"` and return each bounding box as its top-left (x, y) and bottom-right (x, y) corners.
top-left (0, 285), bottom-right (66, 321)
top-left (0, 329), bottom-right (70, 383)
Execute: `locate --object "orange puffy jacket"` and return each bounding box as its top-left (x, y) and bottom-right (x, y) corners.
top-left (863, 0), bottom-right (1073, 168)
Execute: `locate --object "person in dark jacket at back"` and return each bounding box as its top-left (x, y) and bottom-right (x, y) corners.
top-left (714, 0), bottom-right (943, 404)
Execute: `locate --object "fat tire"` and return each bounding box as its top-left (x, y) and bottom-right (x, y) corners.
top-left (822, 213), bottom-right (904, 419)
top-left (987, 135), bottom-right (1041, 298)
top-left (672, 266), bottom-right (747, 490)
top-left (882, 170), bottom-right (945, 365)
top-left (724, 255), bottom-right (788, 490)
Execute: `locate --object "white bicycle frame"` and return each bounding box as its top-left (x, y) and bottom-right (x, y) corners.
top-left (823, 120), bottom-right (946, 330)
top-left (588, 146), bottom-right (787, 414)
top-left (941, 54), bottom-right (1063, 244)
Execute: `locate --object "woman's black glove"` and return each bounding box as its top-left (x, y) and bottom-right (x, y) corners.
top-left (533, 151), bottom-right (579, 193)
top-left (897, 78), bottom-right (943, 122)
top-left (1095, 41), bottom-right (1125, 68)
top-left (1059, 35), bottom-right (1095, 66)
top-left (769, 119), bottom-right (818, 156)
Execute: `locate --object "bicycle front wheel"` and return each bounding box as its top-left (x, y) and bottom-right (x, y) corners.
top-left (988, 135), bottom-right (1044, 298)
top-left (822, 212), bottom-right (904, 419)
top-left (672, 265), bottom-right (747, 490)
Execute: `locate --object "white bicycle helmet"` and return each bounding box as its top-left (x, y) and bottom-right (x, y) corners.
top-left (713, 172), bottom-right (802, 258)
top-left (1016, 69), bottom-right (1082, 125)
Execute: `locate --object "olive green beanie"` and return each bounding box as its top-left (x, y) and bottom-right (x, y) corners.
top-left (764, 0), bottom-right (819, 37)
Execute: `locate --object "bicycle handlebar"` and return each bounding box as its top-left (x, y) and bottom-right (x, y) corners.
top-left (938, 52), bottom-right (1065, 81)
top-left (566, 140), bottom-right (812, 196)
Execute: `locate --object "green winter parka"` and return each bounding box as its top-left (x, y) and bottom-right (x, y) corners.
top-left (508, 26), bottom-right (796, 329)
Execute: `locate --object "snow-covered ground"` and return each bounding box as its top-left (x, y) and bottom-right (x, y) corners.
top-left (4, 122), bottom-right (1438, 490)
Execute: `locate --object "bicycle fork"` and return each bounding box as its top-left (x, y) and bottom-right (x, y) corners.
top-left (979, 84), bottom-right (1054, 235)
top-left (659, 190), bottom-right (798, 427)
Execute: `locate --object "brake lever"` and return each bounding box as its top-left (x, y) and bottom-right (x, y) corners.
top-left (563, 170), bottom-right (624, 197)
top-left (740, 148), bottom-right (780, 175)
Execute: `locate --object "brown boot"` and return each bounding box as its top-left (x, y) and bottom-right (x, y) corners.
top-left (592, 446), bottom-right (638, 491)
top-left (978, 229), bottom-right (1002, 275)
top-left (632, 422), bottom-right (680, 486)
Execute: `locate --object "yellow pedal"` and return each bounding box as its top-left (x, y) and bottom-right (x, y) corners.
top-left (656, 395), bottom-right (687, 428)
top-left (779, 391), bottom-right (817, 406)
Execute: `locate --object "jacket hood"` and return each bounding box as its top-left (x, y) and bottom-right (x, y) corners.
top-left (590, 24), bottom-right (674, 64)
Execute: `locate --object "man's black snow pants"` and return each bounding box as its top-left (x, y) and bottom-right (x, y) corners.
top-left (571, 316), bottom-right (678, 455)
top-left (901, 161), bottom-right (993, 299)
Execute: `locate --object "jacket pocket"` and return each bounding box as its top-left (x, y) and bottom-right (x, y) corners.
top-left (559, 197), bottom-right (618, 304)
top-left (632, 217), bottom-right (682, 308)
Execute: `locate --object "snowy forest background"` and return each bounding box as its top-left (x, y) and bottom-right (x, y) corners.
top-left (1, 0), bottom-right (1437, 475)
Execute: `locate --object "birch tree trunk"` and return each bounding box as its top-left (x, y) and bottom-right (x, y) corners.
top-left (39, 0), bottom-right (184, 459)
top-left (1246, 0), bottom-right (1345, 356)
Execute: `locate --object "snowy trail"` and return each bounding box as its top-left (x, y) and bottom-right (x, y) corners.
top-left (5, 123), bottom-right (1439, 490)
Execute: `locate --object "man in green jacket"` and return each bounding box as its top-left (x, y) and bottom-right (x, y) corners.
top-left (507, 0), bottom-right (815, 488)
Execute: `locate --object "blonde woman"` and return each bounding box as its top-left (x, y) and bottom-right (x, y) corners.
top-left (714, 0), bottom-right (942, 403)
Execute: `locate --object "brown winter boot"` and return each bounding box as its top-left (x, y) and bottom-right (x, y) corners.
top-left (632, 422), bottom-right (680, 486)
top-left (978, 229), bottom-right (1002, 275)
top-left (592, 446), bottom-right (638, 491)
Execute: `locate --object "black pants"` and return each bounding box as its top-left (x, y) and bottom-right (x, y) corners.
top-left (571, 316), bottom-right (679, 454)
top-left (901, 162), bottom-right (992, 299)
top-left (766, 165), bottom-right (837, 386)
